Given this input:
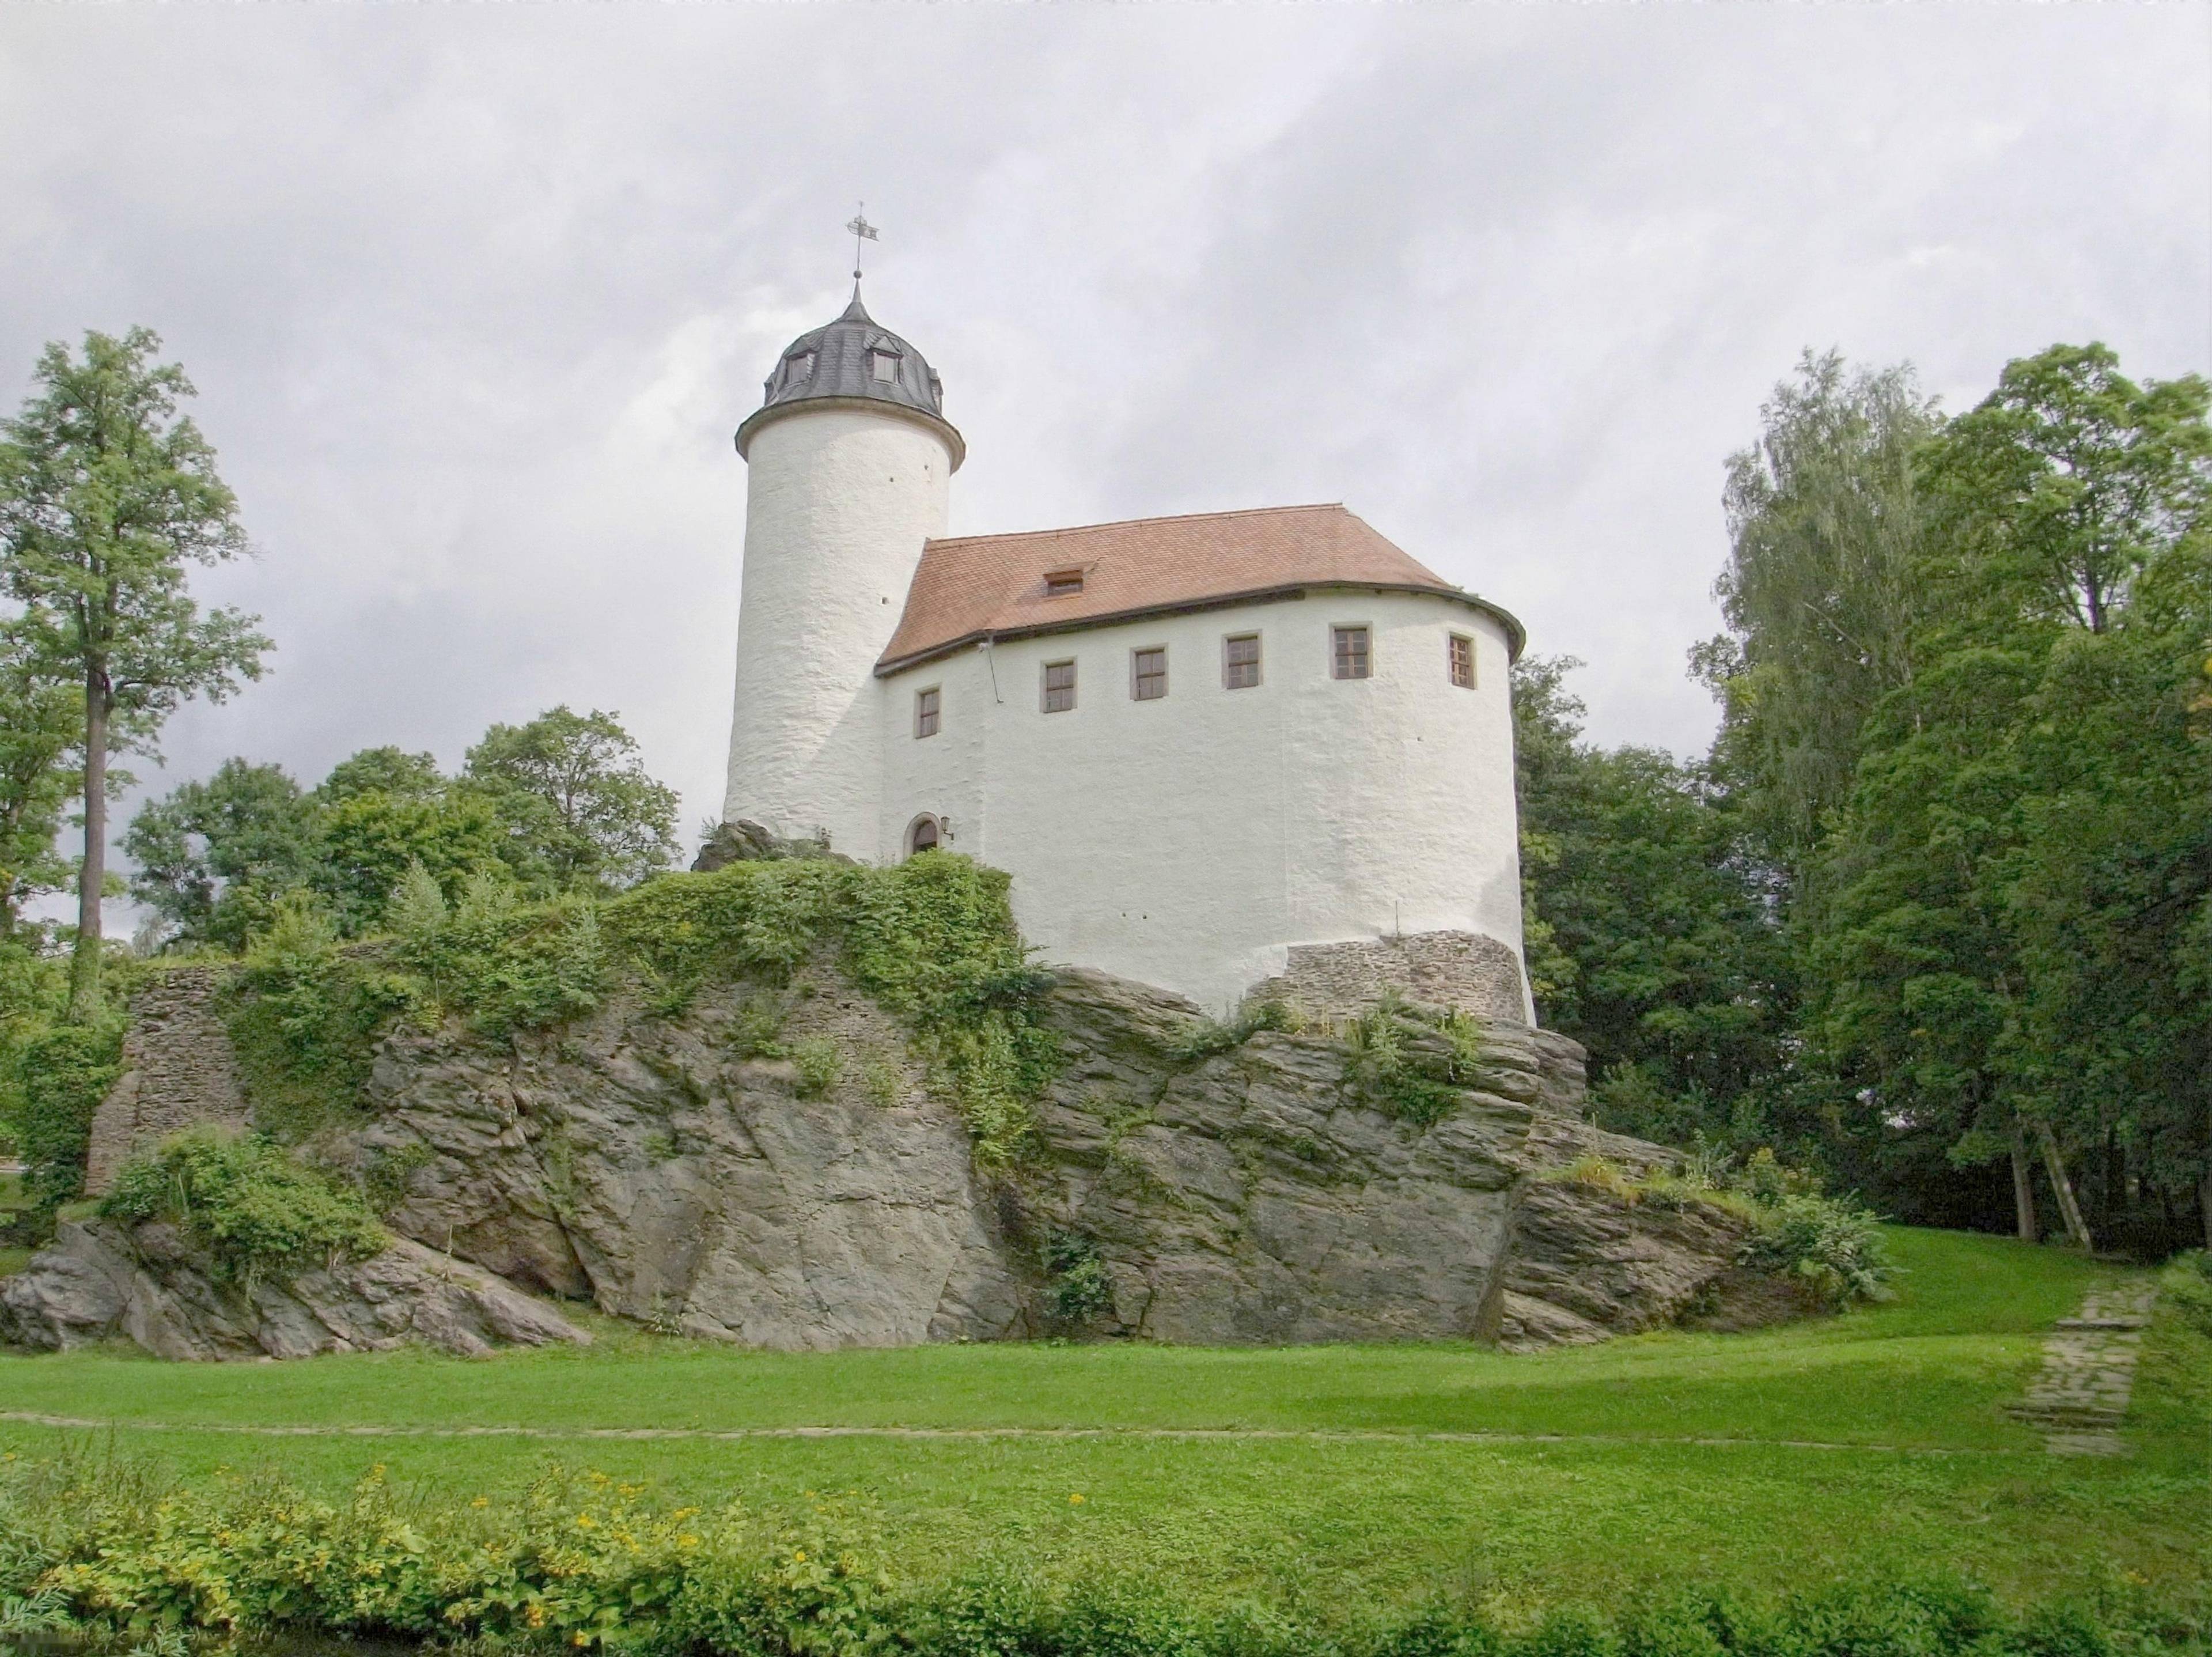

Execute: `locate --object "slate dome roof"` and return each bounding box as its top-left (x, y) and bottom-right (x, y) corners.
top-left (736, 290), bottom-right (964, 469)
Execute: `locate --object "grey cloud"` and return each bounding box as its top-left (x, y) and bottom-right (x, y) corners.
top-left (0, 2), bottom-right (2203, 900)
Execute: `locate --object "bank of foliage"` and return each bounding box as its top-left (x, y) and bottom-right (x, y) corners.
top-left (100, 1128), bottom-right (385, 1290)
top-left (1544, 1147), bottom-right (1890, 1308)
top-left (1340, 997), bottom-right (1488, 1128)
top-left (1517, 342), bottom-right (2211, 1254)
top-left (0, 1454), bottom-right (2199, 1656)
top-left (124, 707), bottom-right (681, 952)
top-left (225, 853), bottom-right (1057, 1169)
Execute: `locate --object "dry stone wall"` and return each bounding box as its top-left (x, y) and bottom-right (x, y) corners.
top-left (1251, 930), bottom-right (1529, 1025)
top-left (84, 968), bottom-right (250, 1196)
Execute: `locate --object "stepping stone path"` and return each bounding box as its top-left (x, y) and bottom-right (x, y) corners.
top-left (2008, 1281), bottom-right (2158, 1456)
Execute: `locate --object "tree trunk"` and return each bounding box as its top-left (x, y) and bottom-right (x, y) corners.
top-left (2009, 1126), bottom-right (2040, 1242)
top-left (67, 677), bottom-right (106, 1022)
top-left (2200, 1148), bottom-right (2211, 1253)
top-left (2035, 1121), bottom-right (2093, 1253)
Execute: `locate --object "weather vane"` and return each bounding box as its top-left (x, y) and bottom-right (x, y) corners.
top-left (846, 204), bottom-right (878, 284)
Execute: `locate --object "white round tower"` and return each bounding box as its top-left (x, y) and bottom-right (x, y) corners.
top-left (722, 293), bottom-right (963, 854)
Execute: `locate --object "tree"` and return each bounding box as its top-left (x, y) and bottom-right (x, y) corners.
top-left (0, 612), bottom-right (78, 936)
top-left (1702, 351), bottom-right (1941, 887)
top-left (124, 758), bottom-right (321, 952)
top-left (309, 784), bottom-right (508, 937)
top-left (320, 746), bottom-right (442, 804)
top-left (1814, 343), bottom-right (2211, 1247)
top-left (0, 329), bottom-right (270, 1017)
top-left (1512, 656), bottom-right (1793, 1150)
top-left (462, 706), bottom-right (678, 894)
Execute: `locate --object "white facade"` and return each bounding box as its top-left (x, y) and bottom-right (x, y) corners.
top-left (719, 304), bottom-right (1530, 1020)
top-left (722, 406), bottom-right (952, 852)
top-left (872, 595), bottom-right (1526, 1015)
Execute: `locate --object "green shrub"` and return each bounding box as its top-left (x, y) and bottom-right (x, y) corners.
top-left (1041, 1230), bottom-right (1113, 1325)
top-left (10, 1018), bottom-right (123, 1212)
top-left (0, 1449), bottom-right (2200, 1657)
top-left (100, 1128), bottom-right (386, 1291)
top-left (791, 1037), bottom-right (843, 1099)
top-left (1340, 1000), bottom-right (1485, 1129)
top-left (1170, 998), bottom-right (1301, 1062)
top-left (2159, 1250), bottom-right (2212, 1338)
top-left (1736, 1191), bottom-right (1891, 1307)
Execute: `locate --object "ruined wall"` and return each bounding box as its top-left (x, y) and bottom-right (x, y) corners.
top-left (84, 968), bottom-right (251, 1196)
top-left (1250, 929), bottom-right (1531, 1027)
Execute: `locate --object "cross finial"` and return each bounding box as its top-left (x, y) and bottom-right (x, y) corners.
top-left (846, 203), bottom-right (878, 286)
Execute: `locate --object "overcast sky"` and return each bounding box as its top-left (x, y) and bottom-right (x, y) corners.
top-left (3, 3), bottom-right (2207, 874)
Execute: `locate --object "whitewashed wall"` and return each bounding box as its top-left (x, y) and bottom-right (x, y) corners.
top-left (876, 592), bottom-right (1526, 1016)
top-left (723, 406), bottom-right (952, 853)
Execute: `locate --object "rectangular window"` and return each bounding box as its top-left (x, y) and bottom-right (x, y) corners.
top-left (914, 686), bottom-right (941, 738)
top-left (1132, 647), bottom-right (1167, 701)
top-left (1448, 633), bottom-right (1475, 688)
top-left (1043, 659), bottom-right (1076, 713)
top-left (870, 350), bottom-right (898, 383)
top-left (784, 353), bottom-right (813, 384)
top-left (1223, 633), bottom-right (1261, 690)
top-left (1332, 626), bottom-right (1372, 680)
top-left (1044, 569), bottom-right (1084, 597)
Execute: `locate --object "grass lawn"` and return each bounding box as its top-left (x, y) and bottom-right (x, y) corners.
top-left (2, 1227), bottom-right (2204, 1613)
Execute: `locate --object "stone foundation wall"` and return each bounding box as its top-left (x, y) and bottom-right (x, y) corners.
top-left (84, 967), bottom-right (250, 1196)
top-left (1251, 930), bottom-right (1528, 1026)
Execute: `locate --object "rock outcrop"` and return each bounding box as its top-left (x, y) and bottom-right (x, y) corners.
top-left (0, 1217), bottom-right (590, 1360)
top-left (6, 958), bottom-right (1790, 1360)
top-left (308, 965), bottom-right (1763, 1352)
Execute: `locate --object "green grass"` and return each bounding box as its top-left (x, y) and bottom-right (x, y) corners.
top-left (0, 1170), bottom-right (25, 1212)
top-left (1, 1227), bottom-right (2203, 1612)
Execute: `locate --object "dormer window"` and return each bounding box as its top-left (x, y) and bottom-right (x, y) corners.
top-left (783, 353), bottom-right (813, 386)
top-left (1044, 569), bottom-right (1084, 597)
top-left (869, 349), bottom-right (899, 384)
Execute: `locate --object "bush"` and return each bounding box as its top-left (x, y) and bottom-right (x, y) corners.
top-left (0, 1452), bottom-right (2200, 1656)
top-left (101, 1128), bottom-right (386, 1291)
top-left (1340, 999), bottom-right (1486, 1129)
top-left (1041, 1230), bottom-right (1113, 1324)
top-left (9, 1018), bottom-right (122, 1212)
top-left (1169, 998), bottom-right (1300, 1062)
top-left (791, 1037), bottom-right (843, 1098)
top-left (1736, 1191), bottom-right (1892, 1307)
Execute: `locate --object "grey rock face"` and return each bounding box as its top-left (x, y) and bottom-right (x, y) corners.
top-left (315, 964), bottom-right (1760, 1352)
top-left (0, 1218), bottom-right (589, 1360)
top-left (7, 960), bottom-right (1783, 1359)
top-left (331, 973), bottom-right (1024, 1351)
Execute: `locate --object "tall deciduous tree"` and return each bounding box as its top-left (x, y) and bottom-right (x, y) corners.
top-left (463, 706), bottom-right (679, 894)
top-left (1513, 656), bottom-right (1793, 1148)
top-left (124, 758), bottom-right (321, 952)
top-left (0, 329), bottom-right (270, 1017)
top-left (1702, 350), bottom-right (1941, 885)
top-left (0, 612), bottom-right (79, 937)
top-left (1815, 343), bottom-right (2211, 1247)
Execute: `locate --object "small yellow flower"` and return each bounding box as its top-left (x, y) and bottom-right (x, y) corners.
top-left (575, 1514), bottom-right (596, 1530)
top-left (1069, 1492), bottom-right (1085, 1505)
top-left (678, 1535), bottom-right (700, 1549)
top-left (794, 1549), bottom-right (808, 1563)
top-left (471, 1497), bottom-right (490, 1509)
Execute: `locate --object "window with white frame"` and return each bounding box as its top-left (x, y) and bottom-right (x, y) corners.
top-left (915, 686), bottom-right (941, 738)
top-left (869, 349), bottom-right (899, 383)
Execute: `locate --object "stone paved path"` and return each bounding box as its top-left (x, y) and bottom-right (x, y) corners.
top-left (2006, 1280), bottom-right (2157, 1456)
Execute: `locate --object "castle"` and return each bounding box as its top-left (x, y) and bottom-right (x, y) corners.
top-left (720, 289), bottom-right (1533, 1022)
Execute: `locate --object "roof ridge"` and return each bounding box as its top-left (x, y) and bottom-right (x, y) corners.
top-left (923, 502), bottom-right (1349, 550)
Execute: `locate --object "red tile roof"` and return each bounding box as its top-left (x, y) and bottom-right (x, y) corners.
top-left (876, 504), bottom-right (1521, 674)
